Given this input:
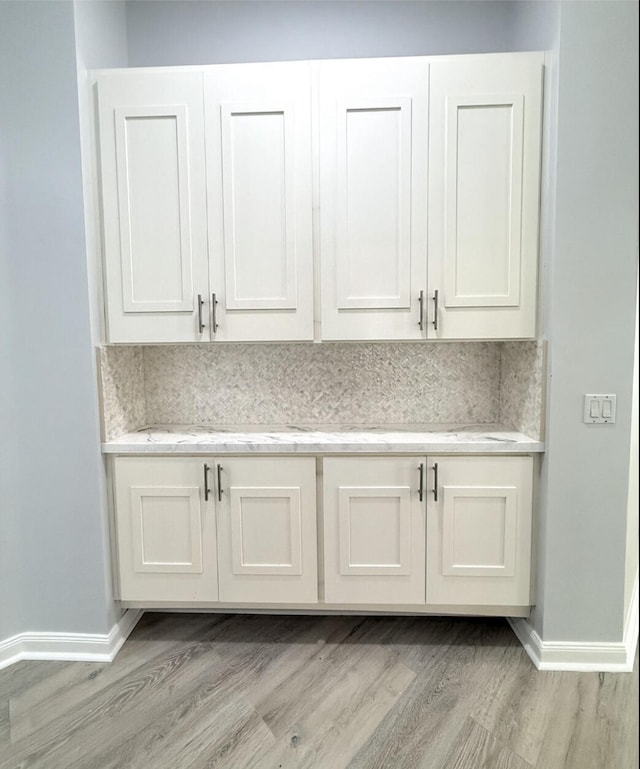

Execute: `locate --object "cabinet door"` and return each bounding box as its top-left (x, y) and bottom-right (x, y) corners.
top-left (319, 59), bottom-right (429, 340)
top-left (205, 63), bottom-right (314, 341)
top-left (97, 71), bottom-right (209, 343)
top-left (428, 53), bottom-right (543, 339)
top-left (323, 457), bottom-right (426, 604)
top-left (216, 457), bottom-right (317, 603)
top-left (112, 457), bottom-right (218, 602)
top-left (426, 456), bottom-right (533, 606)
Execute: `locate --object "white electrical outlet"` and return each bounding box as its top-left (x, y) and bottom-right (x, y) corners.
top-left (584, 394), bottom-right (617, 424)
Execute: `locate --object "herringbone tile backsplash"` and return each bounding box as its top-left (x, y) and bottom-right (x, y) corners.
top-left (100, 341), bottom-right (544, 441)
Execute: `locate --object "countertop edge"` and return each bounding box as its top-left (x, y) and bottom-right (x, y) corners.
top-left (101, 427), bottom-right (545, 455)
top-left (102, 443), bottom-right (545, 455)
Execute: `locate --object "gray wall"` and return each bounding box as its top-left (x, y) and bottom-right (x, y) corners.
top-left (73, 0), bottom-right (130, 634)
top-left (533, 1), bottom-right (639, 642)
top-left (625, 279), bottom-right (639, 619)
top-left (508, 0), bottom-right (560, 53)
top-left (0, 0), bottom-right (125, 640)
top-left (74, 0), bottom-right (128, 345)
top-left (0, 4), bottom-right (20, 639)
top-left (125, 0), bottom-right (517, 65)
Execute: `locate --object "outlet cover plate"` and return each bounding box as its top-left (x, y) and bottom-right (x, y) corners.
top-left (584, 394), bottom-right (617, 424)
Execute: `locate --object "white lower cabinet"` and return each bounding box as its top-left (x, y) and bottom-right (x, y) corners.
top-left (322, 457), bottom-right (426, 604)
top-left (113, 457), bottom-right (219, 602)
top-left (112, 453), bottom-right (534, 611)
top-left (112, 456), bottom-right (317, 604)
top-left (426, 456), bottom-right (533, 607)
top-left (216, 457), bottom-right (318, 603)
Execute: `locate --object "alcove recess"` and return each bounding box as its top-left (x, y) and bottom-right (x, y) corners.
top-left (97, 341), bottom-right (546, 442)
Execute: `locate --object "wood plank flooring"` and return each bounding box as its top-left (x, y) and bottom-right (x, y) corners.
top-left (0, 613), bottom-right (637, 769)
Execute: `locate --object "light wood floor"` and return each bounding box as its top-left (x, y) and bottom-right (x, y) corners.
top-left (0, 613), bottom-right (637, 769)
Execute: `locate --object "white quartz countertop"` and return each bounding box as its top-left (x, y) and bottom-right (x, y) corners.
top-left (102, 424), bottom-right (544, 455)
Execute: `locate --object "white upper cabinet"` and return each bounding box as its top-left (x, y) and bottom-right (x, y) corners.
top-left (97, 70), bottom-right (209, 343)
top-left (97, 63), bottom-right (313, 343)
top-left (427, 53), bottom-right (543, 339)
top-left (318, 58), bottom-right (429, 340)
top-left (96, 53), bottom-right (543, 343)
top-left (205, 63), bottom-right (314, 341)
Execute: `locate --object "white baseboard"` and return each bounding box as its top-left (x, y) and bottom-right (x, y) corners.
top-left (509, 573), bottom-right (638, 673)
top-left (0, 609), bottom-right (143, 671)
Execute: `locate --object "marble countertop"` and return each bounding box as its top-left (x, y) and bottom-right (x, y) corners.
top-left (102, 424), bottom-right (544, 455)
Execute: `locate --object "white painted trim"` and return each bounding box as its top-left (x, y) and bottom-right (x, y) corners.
top-left (509, 578), bottom-right (638, 673)
top-left (623, 570), bottom-right (639, 667)
top-left (0, 609), bottom-right (143, 671)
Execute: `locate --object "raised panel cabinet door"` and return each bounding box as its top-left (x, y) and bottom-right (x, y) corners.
top-left (97, 70), bottom-right (209, 343)
top-left (428, 53), bottom-right (543, 339)
top-left (216, 457), bottom-right (317, 603)
top-left (426, 456), bottom-right (533, 607)
top-left (323, 457), bottom-right (426, 604)
top-left (205, 62), bottom-right (314, 341)
top-left (319, 58), bottom-right (429, 340)
top-left (112, 457), bottom-right (218, 602)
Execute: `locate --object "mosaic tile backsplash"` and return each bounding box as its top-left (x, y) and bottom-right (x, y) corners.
top-left (100, 341), bottom-right (545, 441)
top-left (143, 342), bottom-right (501, 426)
top-left (99, 346), bottom-right (145, 441)
top-left (500, 341), bottom-right (546, 441)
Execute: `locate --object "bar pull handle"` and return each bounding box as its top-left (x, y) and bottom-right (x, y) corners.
top-left (203, 463), bottom-right (210, 501)
top-left (418, 463), bottom-right (425, 502)
top-left (432, 289), bottom-right (439, 331)
top-left (216, 464), bottom-right (223, 502)
top-left (197, 294), bottom-right (205, 333)
top-left (211, 293), bottom-right (219, 333)
top-left (432, 462), bottom-right (439, 502)
top-left (418, 290), bottom-right (425, 331)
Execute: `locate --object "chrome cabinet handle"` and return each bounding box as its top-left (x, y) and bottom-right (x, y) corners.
top-left (432, 462), bottom-right (439, 502)
top-left (418, 463), bottom-right (425, 502)
top-left (197, 294), bottom-right (205, 333)
top-left (216, 464), bottom-right (223, 502)
top-left (211, 293), bottom-right (219, 333)
top-left (203, 463), bottom-right (210, 501)
top-left (418, 290), bottom-right (425, 331)
top-left (432, 289), bottom-right (439, 331)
